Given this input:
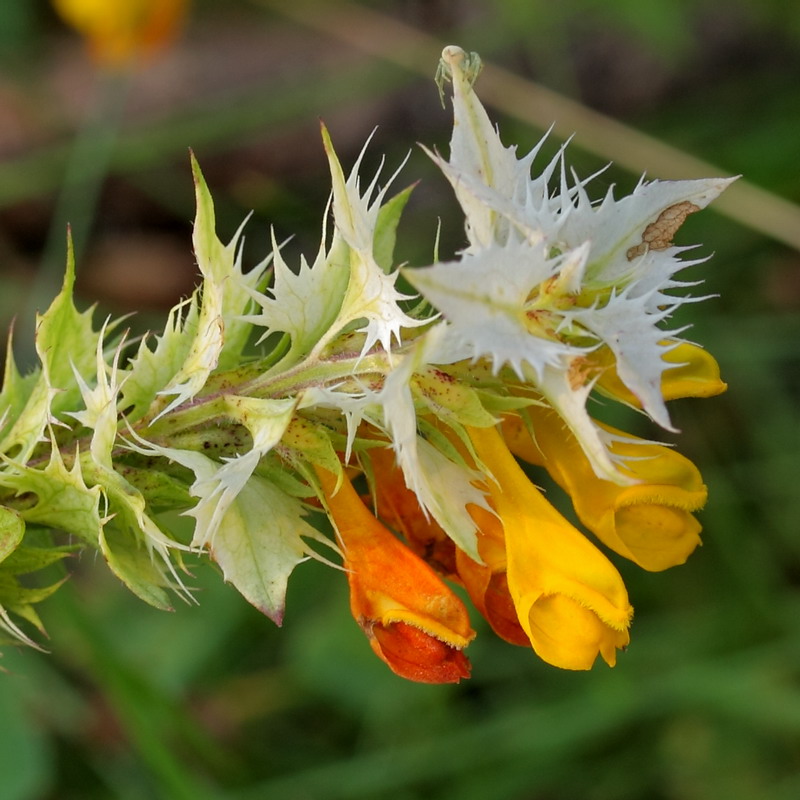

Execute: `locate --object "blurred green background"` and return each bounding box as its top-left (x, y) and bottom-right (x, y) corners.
top-left (1, 1), bottom-right (800, 798)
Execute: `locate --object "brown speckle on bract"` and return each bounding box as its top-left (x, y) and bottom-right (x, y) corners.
top-left (626, 201), bottom-right (701, 260)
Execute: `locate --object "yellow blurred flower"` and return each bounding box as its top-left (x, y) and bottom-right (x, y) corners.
top-left (53, 0), bottom-right (188, 66)
top-left (467, 424), bottom-right (632, 670)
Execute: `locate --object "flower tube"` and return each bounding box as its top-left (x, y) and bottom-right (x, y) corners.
top-left (466, 424), bottom-right (632, 670)
top-left (315, 465), bottom-right (474, 683)
top-left (368, 445), bottom-right (457, 577)
top-left (454, 503), bottom-right (529, 646)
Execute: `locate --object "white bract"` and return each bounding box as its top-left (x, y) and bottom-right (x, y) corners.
top-left (406, 45), bottom-right (734, 483)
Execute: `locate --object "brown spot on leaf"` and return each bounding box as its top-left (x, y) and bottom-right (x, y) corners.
top-left (626, 201), bottom-right (701, 260)
top-left (431, 368), bottom-right (456, 384)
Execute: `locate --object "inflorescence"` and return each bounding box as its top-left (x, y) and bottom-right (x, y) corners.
top-left (0, 47), bottom-right (731, 681)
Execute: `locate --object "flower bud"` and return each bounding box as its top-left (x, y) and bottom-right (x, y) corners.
top-left (315, 465), bottom-right (474, 683)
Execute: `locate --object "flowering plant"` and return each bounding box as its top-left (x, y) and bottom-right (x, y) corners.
top-left (0, 47), bottom-right (730, 681)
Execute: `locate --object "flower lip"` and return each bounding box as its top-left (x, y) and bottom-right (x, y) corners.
top-left (369, 620), bottom-right (471, 683)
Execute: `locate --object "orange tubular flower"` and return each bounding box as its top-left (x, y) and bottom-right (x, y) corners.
top-left (315, 465), bottom-right (474, 683)
top-left (367, 445), bottom-right (457, 577)
top-left (53, 0), bottom-right (188, 66)
top-left (454, 504), bottom-right (529, 646)
top-left (502, 408), bottom-right (707, 571)
top-left (466, 424), bottom-right (632, 670)
top-left (368, 444), bottom-right (526, 645)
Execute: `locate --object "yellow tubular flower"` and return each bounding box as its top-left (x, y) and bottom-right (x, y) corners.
top-left (315, 465), bottom-right (475, 683)
top-left (53, 0), bottom-right (188, 66)
top-left (595, 341), bottom-right (727, 406)
top-left (502, 409), bottom-right (707, 572)
top-left (467, 424), bottom-right (632, 670)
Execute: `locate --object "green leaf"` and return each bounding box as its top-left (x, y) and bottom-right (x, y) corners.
top-left (79, 457), bottom-right (187, 607)
top-left (256, 453), bottom-right (317, 498)
top-left (122, 465), bottom-right (194, 512)
top-left (0, 374), bottom-right (53, 464)
top-left (0, 569), bottom-right (67, 639)
top-left (1, 439), bottom-right (104, 547)
top-left (0, 238), bottom-right (100, 462)
top-left (0, 505), bottom-right (23, 565)
top-left (191, 154), bottom-right (271, 371)
top-left (0, 603), bottom-right (39, 647)
top-left (0, 329), bottom-right (40, 443)
top-left (119, 297), bottom-right (201, 423)
top-left (99, 524), bottom-right (173, 611)
top-left (413, 366), bottom-right (498, 428)
top-left (208, 475), bottom-right (326, 624)
top-left (0, 541), bottom-right (67, 645)
top-left (1, 545), bottom-right (74, 575)
top-left (34, 235), bottom-right (101, 419)
top-left (153, 156), bottom-right (228, 417)
top-left (0, 574), bottom-right (66, 609)
top-left (373, 184), bottom-right (414, 273)
top-left (3, 602), bottom-right (47, 636)
top-left (152, 155), bottom-right (273, 418)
